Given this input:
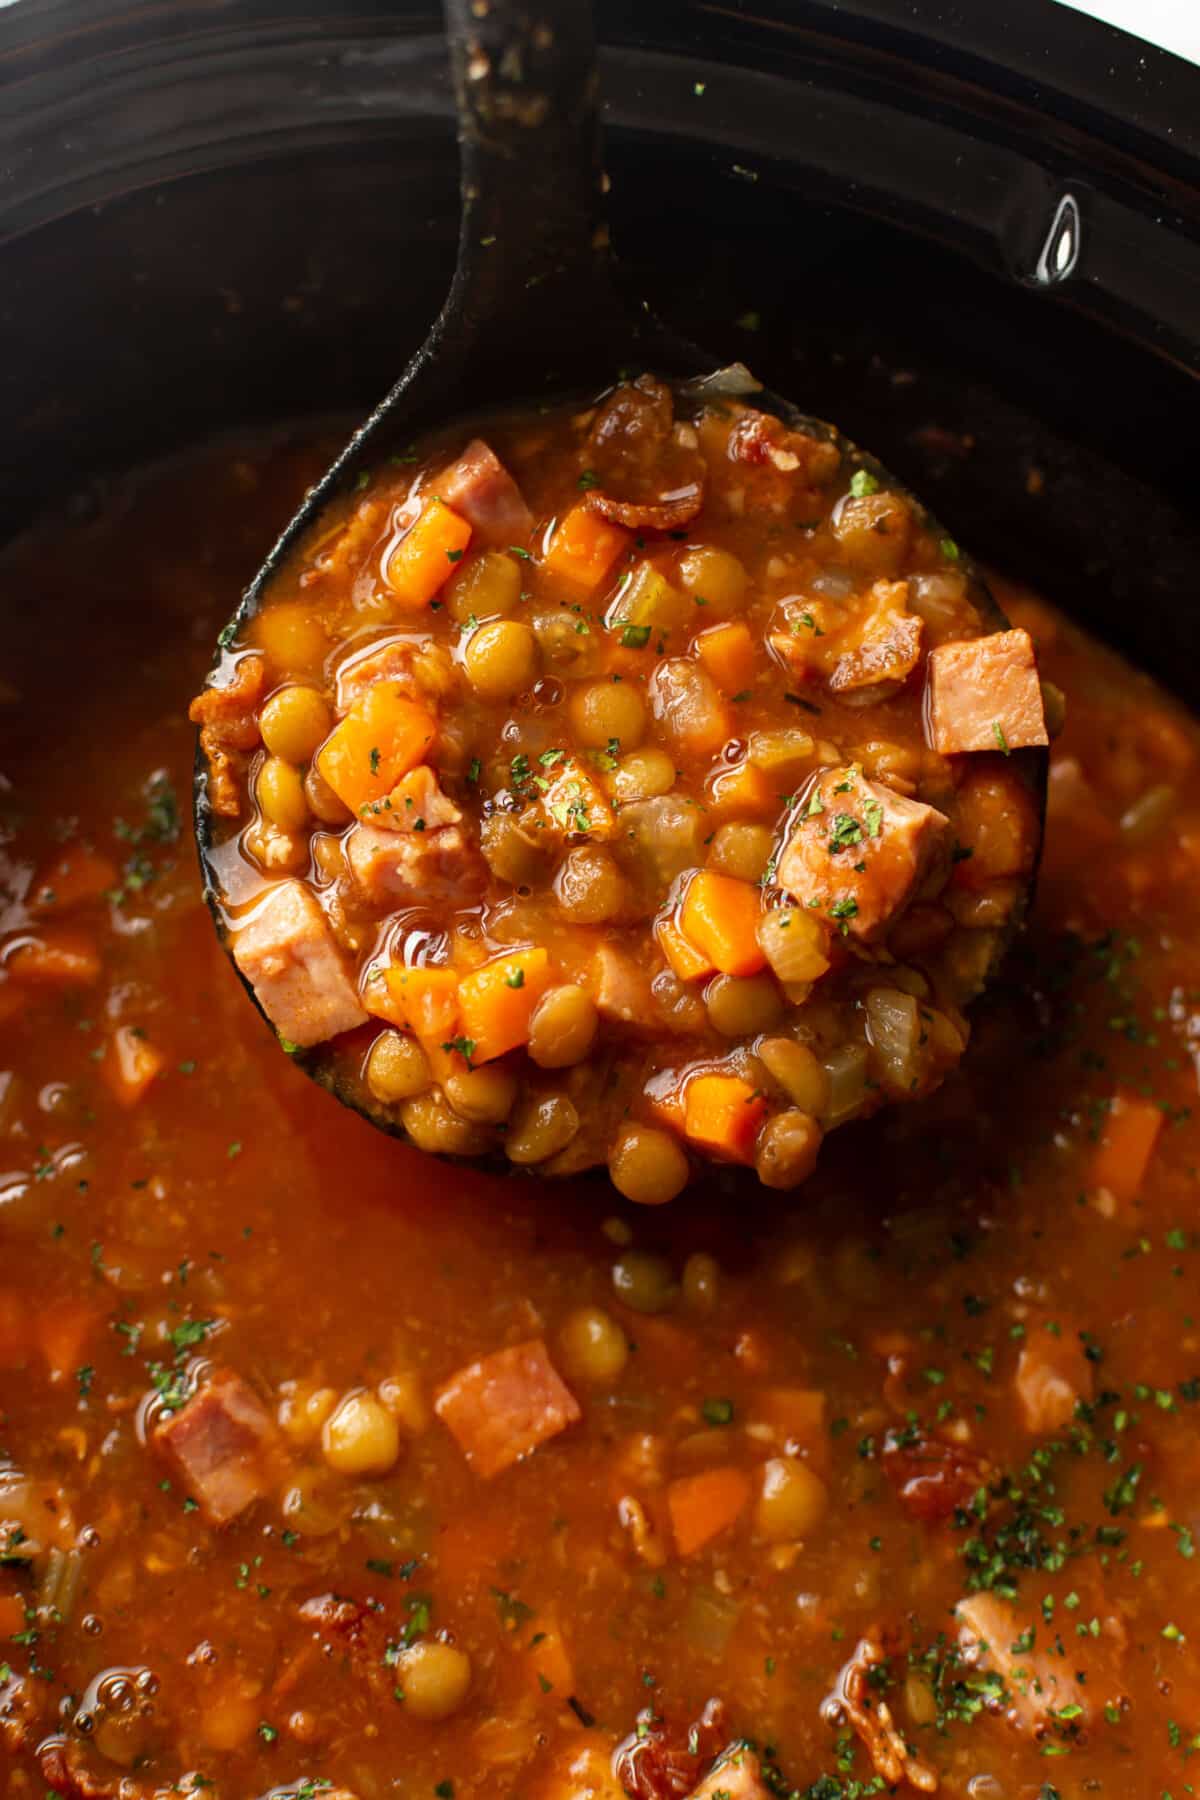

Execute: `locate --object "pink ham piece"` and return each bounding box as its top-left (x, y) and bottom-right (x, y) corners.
top-left (434, 1338), bottom-right (581, 1478)
top-left (154, 1368), bottom-right (279, 1525)
top-left (956, 1592), bottom-right (1098, 1734)
top-left (924, 627), bottom-right (1049, 755)
top-left (1014, 1323), bottom-right (1094, 1435)
top-left (232, 880), bottom-right (367, 1047)
top-left (436, 439), bottom-right (533, 546)
top-left (776, 766), bottom-right (950, 942)
top-left (345, 820), bottom-right (485, 909)
top-left (335, 635), bottom-right (426, 711)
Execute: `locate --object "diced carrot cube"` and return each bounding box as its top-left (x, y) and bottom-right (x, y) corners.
top-left (100, 1025), bottom-right (165, 1108)
top-left (695, 620), bottom-right (757, 695)
top-left (667, 1466), bottom-right (751, 1556)
top-left (646, 1084), bottom-right (688, 1135)
top-left (373, 966), bottom-right (460, 1042)
top-left (749, 1386), bottom-right (827, 1457)
top-left (6, 930), bottom-right (101, 987)
top-left (654, 914), bottom-right (714, 982)
top-left (679, 872), bottom-right (766, 977)
top-left (37, 1298), bottom-right (99, 1381)
top-left (434, 1339), bottom-right (581, 1479)
top-left (386, 498), bottom-right (473, 609)
top-left (456, 949), bottom-right (554, 1065)
top-left (30, 845), bottom-right (118, 913)
top-left (706, 759), bottom-right (775, 818)
top-left (543, 504), bottom-right (630, 590)
top-left (684, 1073), bottom-right (768, 1164)
top-left (525, 1612), bottom-right (575, 1698)
top-left (0, 1288), bottom-right (30, 1369)
top-left (1090, 1092), bottom-right (1164, 1205)
top-left (316, 682), bottom-right (437, 815)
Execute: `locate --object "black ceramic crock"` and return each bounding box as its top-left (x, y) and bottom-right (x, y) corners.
top-left (1, 0), bottom-right (1197, 700)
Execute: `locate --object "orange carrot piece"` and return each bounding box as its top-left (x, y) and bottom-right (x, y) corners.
top-left (684, 1073), bottom-right (768, 1164)
top-left (1090, 1092), bottom-right (1164, 1204)
top-left (101, 1025), bottom-right (166, 1108)
top-left (667, 1466), bottom-right (751, 1556)
top-left (679, 872), bottom-right (766, 977)
top-left (30, 845), bottom-right (118, 913)
top-left (37, 1298), bottom-right (99, 1381)
top-left (386, 498), bottom-right (473, 609)
top-left (695, 620), bottom-right (757, 695)
top-left (0, 1288), bottom-right (30, 1369)
top-left (6, 929), bottom-right (101, 987)
top-left (374, 966), bottom-right (460, 1041)
top-left (456, 948), bottom-right (554, 1065)
top-left (543, 503), bottom-right (630, 590)
top-left (0, 1593), bottom-right (26, 1637)
top-left (655, 914), bottom-right (714, 983)
top-left (750, 1387), bottom-right (827, 1457)
top-left (525, 1612), bottom-right (575, 1699)
top-left (316, 682), bottom-right (437, 815)
top-left (706, 759), bottom-right (775, 818)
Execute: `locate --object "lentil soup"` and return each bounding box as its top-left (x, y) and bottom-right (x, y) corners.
top-left (1, 430), bottom-right (1198, 1800)
top-left (193, 379), bottom-right (1047, 1197)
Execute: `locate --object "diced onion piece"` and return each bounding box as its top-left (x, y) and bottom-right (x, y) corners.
top-left (864, 986), bottom-right (922, 1096)
top-left (820, 1042), bottom-right (869, 1127)
top-left (757, 907), bottom-right (831, 985)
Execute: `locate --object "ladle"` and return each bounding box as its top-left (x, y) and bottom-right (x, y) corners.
top-left (194, 0), bottom-right (1047, 1143)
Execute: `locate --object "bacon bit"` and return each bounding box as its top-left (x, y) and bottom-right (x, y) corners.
top-left (882, 1430), bottom-right (990, 1524)
top-left (584, 480), bottom-right (705, 532)
top-left (823, 1636), bottom-right (939, 1793)
top-left (615, 1697), bottom-right (728, 1800)
top-left (727, 408), bottom-right (839, 485)
top-left (297, 1591), bottom-right (391, 1700)
top-left (188, 654), bottom-right (266, 818)
top-left (582, 373), bottom-right (707, 532)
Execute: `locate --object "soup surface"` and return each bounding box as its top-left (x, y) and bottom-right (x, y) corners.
top-left (194, 380), bottom-right (1046, 1196)
top-left (1, 430), bottom-right (1198, 1800)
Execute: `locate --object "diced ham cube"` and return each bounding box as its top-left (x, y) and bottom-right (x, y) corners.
top-left (436, 439), bottom-right (533, 546)
top-left (434, 1338), bottom-right (581, 1478)
top-left (345, 821), bottom-right (485, 909)
top-left (589, 943), bottom-right (654, 1025)
top-left (154, 1368), bottom-right (279, 1525)
top-left (776, 766), bottom-right (950, 941)
top-left (232, 880), bottom-right (367, 1047)
top-left (1014, 1324), bottom-right (1094, 1435)
top-left (335, 636), bottom-right (424, 711)
top-left (362, 765), bottom-right (462, 835)
top-left (828, 580), bottom-right (923, 702)
top-left (957, 1592), bottom-right (1094, 1733)
top-left (925, 627), bottom-right (1048, 755)
top-left (688, 1747), bottom-right (771, 1800)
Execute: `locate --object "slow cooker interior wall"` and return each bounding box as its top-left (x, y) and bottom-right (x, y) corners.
top-left (4, 133), bottom-right (1196, 704)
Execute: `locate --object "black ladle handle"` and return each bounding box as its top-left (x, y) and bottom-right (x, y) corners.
top-left (432, 0), bottom-right (627, 397)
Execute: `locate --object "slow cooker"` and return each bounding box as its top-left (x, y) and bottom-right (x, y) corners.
top-left (1, 0), bottom-right (1197, 695)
